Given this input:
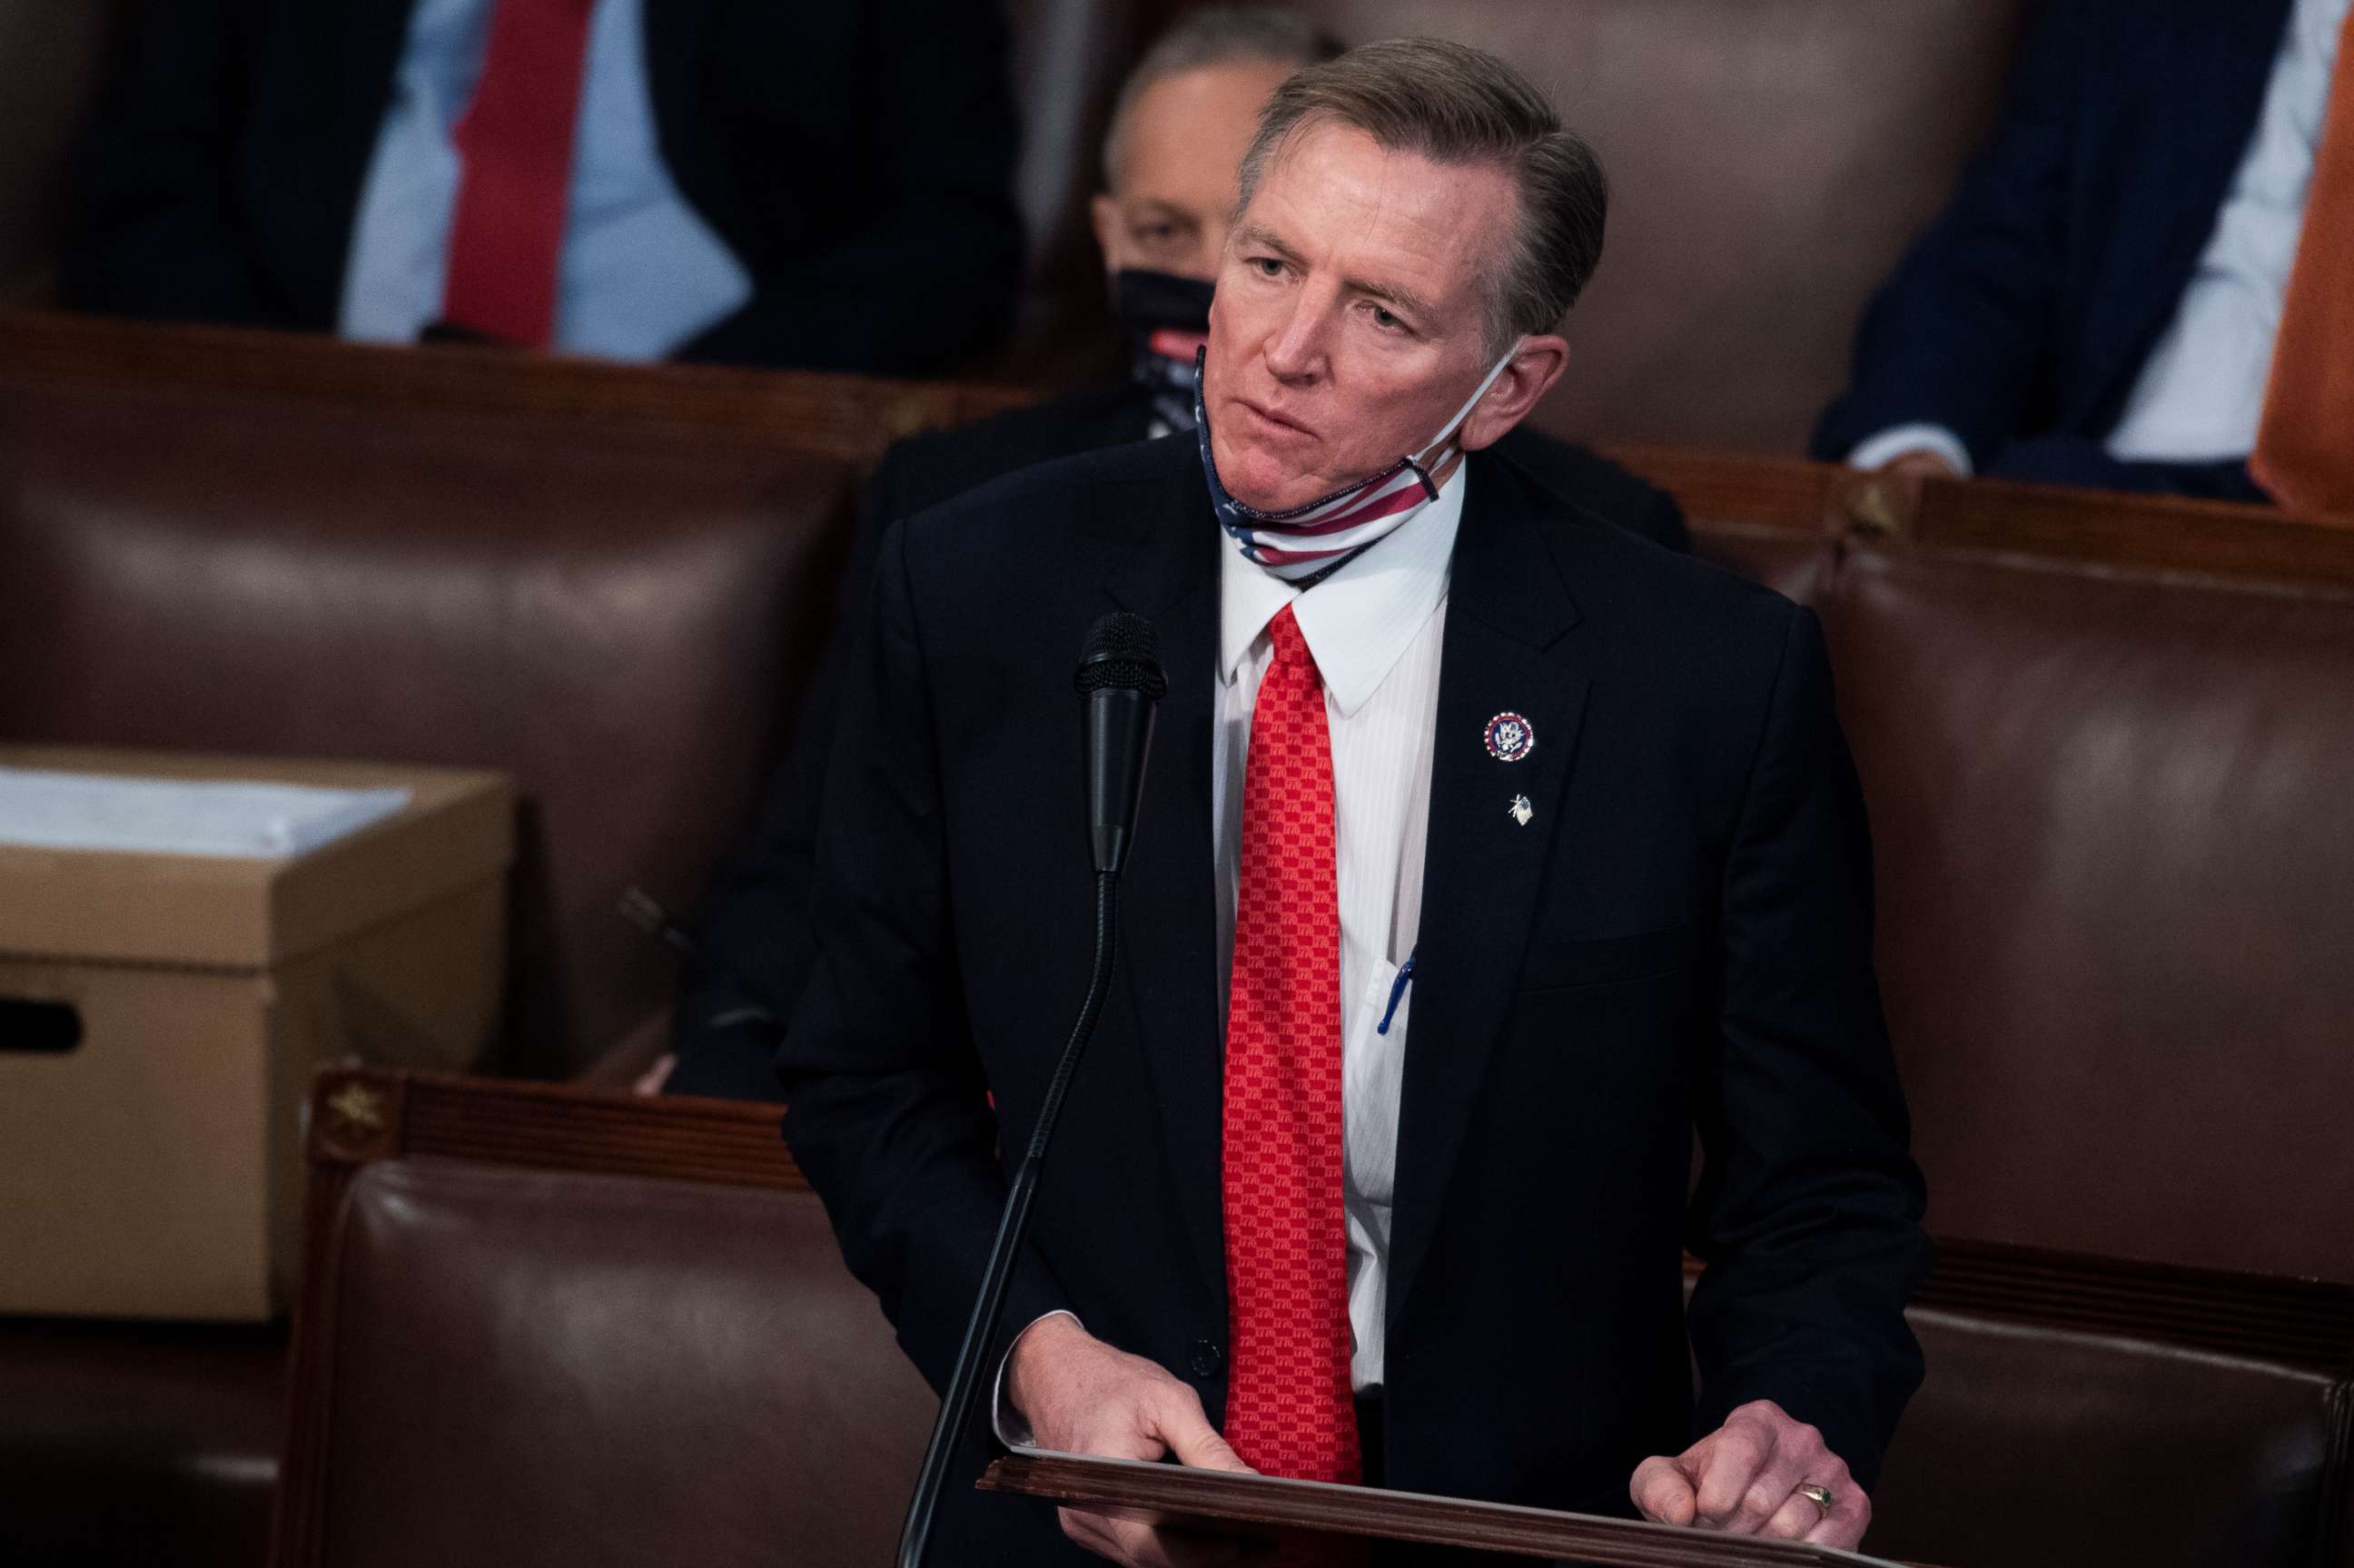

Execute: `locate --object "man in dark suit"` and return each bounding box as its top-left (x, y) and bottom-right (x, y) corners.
top-left (785, 39), bottom-right (1925, 1568)
top-left (1815, 0), bottom-right (2349, 505)
top-left (663, 10), bottom-right (1686, 1099)
top-left (61, 0), bottom-right (1023, 372)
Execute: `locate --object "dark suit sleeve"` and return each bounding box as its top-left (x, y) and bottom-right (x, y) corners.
top-left (666, 448), bottom-right (920, 1100)
top-left (679, 0), bottom-right (1023, 374)
top-left (60, 0), bottom-right (278, 325)
top-left (1809, 0), bottom-right (2085, 464)
top-left (1685, 606), bottom-right (1930, 1494)
top-left (776, 515), bottom-right (1070, 1391)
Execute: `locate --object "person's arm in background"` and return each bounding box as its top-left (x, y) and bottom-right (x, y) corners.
top-left (665, 445), bottom-right (925, 1099)
top-left (1635, 606), bottom-right (1931, 1548)
top-left (681, 0), bottom-right (1024, 374)
top-left (1810, 0), bottom-right (2090, 472)
top-left (60, 0), bottom-right (281, 325)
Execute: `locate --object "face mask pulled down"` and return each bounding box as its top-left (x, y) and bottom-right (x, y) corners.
top-left (1196, 344), bottom-right (1520, 582)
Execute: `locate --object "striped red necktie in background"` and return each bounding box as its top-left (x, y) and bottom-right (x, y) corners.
top-left (439, 0), bottom-right (597, 348)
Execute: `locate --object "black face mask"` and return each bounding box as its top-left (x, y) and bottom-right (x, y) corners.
top-left (1111, 269), bottom-right (1216, 431)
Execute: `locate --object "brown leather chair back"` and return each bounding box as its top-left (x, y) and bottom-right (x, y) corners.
top-left (1626, 447), bottom-right (2354, 1284)
top-left (1108, 0), bottom-right (2026, 451)
top-left (0, 321), bottom-right (866, 1075)
top-left (274, 1070), bottom-right (936, 1568)
top-left (1872, 1246), bottom-right (2354, 1568)
top-left (1816, 539), bottom-right (2354, 1282)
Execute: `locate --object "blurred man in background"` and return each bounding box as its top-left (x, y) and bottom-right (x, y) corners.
top-left (661, 6), bottom-right (1688, 1099)
top-left (1816, 0), bottom-right (2352, 515)
top-left (61, 0), bottom-right (1024, 372)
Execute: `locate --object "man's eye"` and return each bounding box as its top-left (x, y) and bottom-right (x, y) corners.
top-left (1133, 222), bottom-right (1178, 244)
top-left (1251, 257), bottom-right (1284, 278)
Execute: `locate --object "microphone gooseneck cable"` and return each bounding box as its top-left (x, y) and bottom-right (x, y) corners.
top-left (895, 613), bottom-right (1164, 1568)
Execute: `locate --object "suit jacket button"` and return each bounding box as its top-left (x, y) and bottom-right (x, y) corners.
top-left (1188, 1339), bottom-right (1224, 1379)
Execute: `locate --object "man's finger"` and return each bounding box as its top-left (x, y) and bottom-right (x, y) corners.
top-left (1802, 1485), bottom-right (1871, 1552)
top-left (1761, 1492), bottom-right (1824, 1541)
top-left (1101, 1514), bottom-right (1249, 1568)
top-left (1152, 1389), bottom-right (1258, 1474)
top-left (1691, 1417), bottom-right (1777, 1525)
top-left (1629, 1455), bottom-right (1697, 1526)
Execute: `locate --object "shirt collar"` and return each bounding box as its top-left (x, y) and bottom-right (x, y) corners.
top-left (1218, 459), bottom-right (1466, 716)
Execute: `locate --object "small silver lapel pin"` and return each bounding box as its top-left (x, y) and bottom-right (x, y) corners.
top-left (1508, 794), bottom-right (1534, 827)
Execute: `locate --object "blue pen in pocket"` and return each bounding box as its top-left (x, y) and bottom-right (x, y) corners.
top-left (1377, 948), bottom-right (1418, 1036)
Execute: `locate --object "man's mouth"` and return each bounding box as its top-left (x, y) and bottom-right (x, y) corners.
top-left (1234, 397), bottom-right (1318, 441)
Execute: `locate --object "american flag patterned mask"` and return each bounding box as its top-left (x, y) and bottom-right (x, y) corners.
top-left (1197, 343), bottom-right (1520, 582)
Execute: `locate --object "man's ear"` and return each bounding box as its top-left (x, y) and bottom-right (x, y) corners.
top-left (1091, 194), bottom-right (1124, 275)
top-left (1458, 334), bottom-right (1569, 451)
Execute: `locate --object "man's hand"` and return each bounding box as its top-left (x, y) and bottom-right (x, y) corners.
top-left (1629, 1400), bottom-right (1868, 1549)
top-left (1005, 1314), bottom-right (1258, 1566)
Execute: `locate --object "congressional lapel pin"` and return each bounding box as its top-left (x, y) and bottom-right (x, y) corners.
top-left (1484, 711), bottom-right (1536, 763)
top-left (1508, 794), bottom-right (1534, 827)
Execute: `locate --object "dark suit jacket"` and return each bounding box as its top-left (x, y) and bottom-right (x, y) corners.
top-left (1813, 0), bottom-right (2298, 466)
top-left (668, 381), bottom-right (1692, 1097)
top-left (780, 432), bottom-right (1927, 1564)
top-left (61, 0), bottom-right (1024, 373)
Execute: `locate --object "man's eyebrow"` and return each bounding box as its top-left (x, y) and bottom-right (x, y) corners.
top-left (1348, 275), bottom-right (1434, 321)
top-left (1233, 223), bottom-right (1304, 263)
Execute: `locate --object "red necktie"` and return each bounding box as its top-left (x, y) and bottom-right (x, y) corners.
top-left (1222, 606), bottom-right (1360, 1496)
top-left (439, 0), bottom-right (598, 347)
top-left (2251, 4), bottom-right (2354, 517)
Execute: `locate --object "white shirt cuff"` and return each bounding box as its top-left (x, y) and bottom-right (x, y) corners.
top-left (1846, 423), bottom-right (1974, 477)
top-left (990, 1309), bottom-right (1082, 1447)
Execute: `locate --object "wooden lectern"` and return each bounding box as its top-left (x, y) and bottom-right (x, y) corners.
top-left (982, 1450), bottom-right (1920, 1566)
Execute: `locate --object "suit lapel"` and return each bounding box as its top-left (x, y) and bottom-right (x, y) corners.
top-left (1386, 455), bottom-right (1590, 1339)
top-left (1105, 443), bottom-right (1230, 1307)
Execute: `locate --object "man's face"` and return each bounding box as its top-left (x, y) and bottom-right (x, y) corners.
top-left (1202, 121), bottom-right (1519, 511)
top-left (1092, 60), bottom-right (1301, 281)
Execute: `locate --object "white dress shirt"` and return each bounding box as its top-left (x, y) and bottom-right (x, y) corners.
top-left (1851, 0), bottom-right (2349, 473)
top-left (1211, 465), bottom-right (1465, 1395)
top-left (339, 0), bottom-right (752, 360)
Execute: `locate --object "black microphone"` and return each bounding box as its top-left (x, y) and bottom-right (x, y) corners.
top-left (895, 613), bottom-right (1166, 1568)
top-left (1075, 612), bottom-right (1169, 874)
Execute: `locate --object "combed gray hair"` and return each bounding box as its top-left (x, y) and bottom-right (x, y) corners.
top-left (1101, 7), bottom-right (1345, 184)
top-left (1235, 36), bottom-right (1607, 358)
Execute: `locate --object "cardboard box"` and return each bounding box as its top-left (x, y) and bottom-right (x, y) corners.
top-left (0, 746), bottom-right (512, 1320)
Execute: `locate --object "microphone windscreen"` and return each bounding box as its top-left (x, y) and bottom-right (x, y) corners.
top-left (1074, 612), bottom-right (1168, 699)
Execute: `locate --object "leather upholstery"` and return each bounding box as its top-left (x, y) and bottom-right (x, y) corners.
top-left (1872, 1307), bottom-right (2349, 1568)
top-left (1815, 544), bottom-right (2354, 1282)
top-left (0, 1314), bottom-right (284, 1568)
top-left (286, 1127), bottom-right (2352, 1568)
top-left (308, 1157), bottom-right (935, 1568)
top-left (0, 367), bottom-right (860, 1076)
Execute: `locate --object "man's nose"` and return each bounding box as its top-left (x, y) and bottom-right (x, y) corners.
top-left (1261, 299), bottom-right (1329, 384)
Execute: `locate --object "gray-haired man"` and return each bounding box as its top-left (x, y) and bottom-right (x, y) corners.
top-left (786, 38), bottom-right (1927, 1568)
